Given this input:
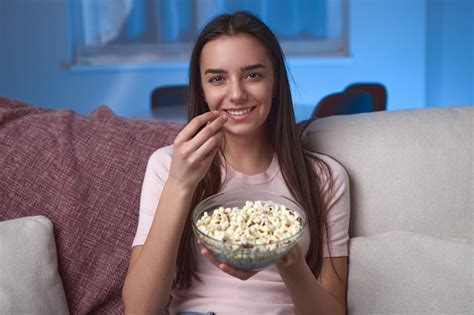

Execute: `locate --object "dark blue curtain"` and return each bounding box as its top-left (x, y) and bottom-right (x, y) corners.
top-left (81, 0), bottom-right (329, 46)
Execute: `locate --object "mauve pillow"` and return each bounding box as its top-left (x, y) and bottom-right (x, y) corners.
top-left (0, 97), bottom-right (182, 314)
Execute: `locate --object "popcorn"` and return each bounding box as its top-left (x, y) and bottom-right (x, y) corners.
top-left (195, 200), bottom-right (304, 251)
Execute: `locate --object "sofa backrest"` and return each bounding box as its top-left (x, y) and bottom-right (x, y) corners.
top-left (0, 98), bottom-right (183, 314)
top-left (302, 106), bottom-right (472, 241)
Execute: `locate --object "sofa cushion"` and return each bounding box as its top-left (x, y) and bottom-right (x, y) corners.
top-left (302, 106), bottom-right (473, 240)
top-left (0, 97), bottom-right (182, 314)
top-left (0, 215), bottom-right (69, 315)
top-left (347, 231), bottom-right (473, 314)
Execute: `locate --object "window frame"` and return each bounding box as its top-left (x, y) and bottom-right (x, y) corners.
top-left (67, 0), bottom-right (350, 69)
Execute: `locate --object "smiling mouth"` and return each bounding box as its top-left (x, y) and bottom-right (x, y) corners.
top-left (225, 106), bottom-right (256, 116)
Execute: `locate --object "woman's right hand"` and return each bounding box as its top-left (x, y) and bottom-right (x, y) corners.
top-left (168, 110), bottom-right (227, 191)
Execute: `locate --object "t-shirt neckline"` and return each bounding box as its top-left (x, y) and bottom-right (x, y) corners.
top-left (222, 153), bottom-right (280, 185)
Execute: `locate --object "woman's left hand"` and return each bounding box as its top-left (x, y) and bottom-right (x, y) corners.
top-left (199, 243), bottom-right (258, 280)
top-left (199, 241), bottom-right (305, 279)
top-left (276, 244), bottom-right (304, 270)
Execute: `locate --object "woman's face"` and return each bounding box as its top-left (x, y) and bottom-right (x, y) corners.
top-left (199, 33), bottom-right (274, 138)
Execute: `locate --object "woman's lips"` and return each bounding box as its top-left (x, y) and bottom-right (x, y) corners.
top-left (224, 106), bottom-right (256, 121)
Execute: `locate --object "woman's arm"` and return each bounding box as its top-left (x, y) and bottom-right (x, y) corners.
top-left (277, 246), bottom-right (347, 315)
top-left (122, 183), bottom-right (195, 314)
top-left (277, 153), bottom-right (349, 314)
top-left (277, 155), bottom-right (350, 314)
top-left (122, 111), bottom-right (227, 314)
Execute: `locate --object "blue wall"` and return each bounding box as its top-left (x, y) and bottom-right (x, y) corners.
top-left (426, 0), bottom-right (473, 107)
top-left (1, 0), bottom-right (472, 122)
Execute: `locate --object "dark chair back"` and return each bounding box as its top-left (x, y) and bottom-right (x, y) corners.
top-left (150, 85), bottom-right (188, 121)
top-left (345, 83), bottom-right (387, 111)
top-left (312, 90), bottom-right (374, 118)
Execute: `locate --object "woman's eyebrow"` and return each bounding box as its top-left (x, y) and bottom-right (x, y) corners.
top-left (204, 63), bottom-right (267, 74)
top-left (204, 68), bottom-right (225, 75)
top-left (241, 63), bottom-right (266, 71)
top-left (204, 64), bottom-right (266, 75)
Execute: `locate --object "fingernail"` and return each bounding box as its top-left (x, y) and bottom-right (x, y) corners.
top-left (212, 110), bottom-right (219, 115)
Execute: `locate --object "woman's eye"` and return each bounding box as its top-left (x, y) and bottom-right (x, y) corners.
top-left (247, 72), bottom-right (262, 80)
top-left (209, 76), bottom-right (224, 83)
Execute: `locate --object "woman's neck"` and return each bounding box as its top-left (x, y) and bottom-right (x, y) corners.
top-left (222, 132), bottom-right (274, 175)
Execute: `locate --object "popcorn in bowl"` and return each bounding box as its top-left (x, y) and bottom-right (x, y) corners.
top-left (192, 190), bottom-right (306, 270)
top-left (196, 200), bottom-right (304, 249)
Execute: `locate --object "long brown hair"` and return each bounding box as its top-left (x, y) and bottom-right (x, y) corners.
top-left (174, 11), bottom-right (331, 290)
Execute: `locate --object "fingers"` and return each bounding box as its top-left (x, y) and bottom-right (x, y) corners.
top-left (192, 128), bottom-right (224, 160)
top-left (199, 246), bottom-right (257, 280)
top-left (174, 111), bottom-right (222, 144)
top-left (187, 113), bottom-right (227, 151)
top-left (200, 247), bottom-right (222, 268)
top-left (168, 111), bottom-right (227, 189)
top-left (278, 254), bottom-right (295, 268)
top-left (276, 245), bottom-right (301, 268)
top-left (218, 263), bottom-right (258, 280)
top-left (173, 111), bottom-right (227, 163)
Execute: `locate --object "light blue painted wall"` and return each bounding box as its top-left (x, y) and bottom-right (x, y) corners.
top-left (289, 0), bottom-right (428, 113)
top-left (426, 0), bottom-right (473, 107)
top-left (0, 0), bottom-right (472, 122)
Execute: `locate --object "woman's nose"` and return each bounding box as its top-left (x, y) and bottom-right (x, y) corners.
top-left (229, 80), bottom-right (247, 103)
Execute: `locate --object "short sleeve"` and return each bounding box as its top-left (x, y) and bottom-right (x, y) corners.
top-left (132, 145), bottom-right (174, 247)
top-left (312, 153), bottom-right (351, 257)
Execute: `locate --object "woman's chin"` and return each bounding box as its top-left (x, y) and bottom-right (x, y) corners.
top-left (223, 124), bottom-right (266, 139)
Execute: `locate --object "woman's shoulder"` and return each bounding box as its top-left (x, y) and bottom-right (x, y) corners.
top-left (305, 151), bottom-right (350, 218)
top-left (305, 151), bottom-right (348, 180)
top-left (147, 144), bottom-right (174, 171)
top-left (149, 144), bottom-right (173, 159)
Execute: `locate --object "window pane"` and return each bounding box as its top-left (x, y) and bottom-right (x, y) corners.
top-left (70, 0), bottom-right (348, 65)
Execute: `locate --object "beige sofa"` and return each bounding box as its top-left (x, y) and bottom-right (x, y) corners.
top-left (1, 97), bottom-right (472, 314)
top-left (302, 106), bottom-right (473, 314)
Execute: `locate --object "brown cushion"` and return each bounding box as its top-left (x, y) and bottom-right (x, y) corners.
top-left (0, 97), bottom-right (182, 314)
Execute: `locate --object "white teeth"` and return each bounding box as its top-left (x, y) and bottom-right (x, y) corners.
top-left (226, 108), bottom-right (253, 116)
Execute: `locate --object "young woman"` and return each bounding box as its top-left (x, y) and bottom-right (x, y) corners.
top-left (123, 11), bottom-right (350, 315)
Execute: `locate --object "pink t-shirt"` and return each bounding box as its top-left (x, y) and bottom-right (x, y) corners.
top-left (132, 145), bottom-right (350, 315)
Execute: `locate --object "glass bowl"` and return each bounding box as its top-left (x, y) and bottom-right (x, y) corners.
top-left (192, 190), bottom-right (307, 270)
